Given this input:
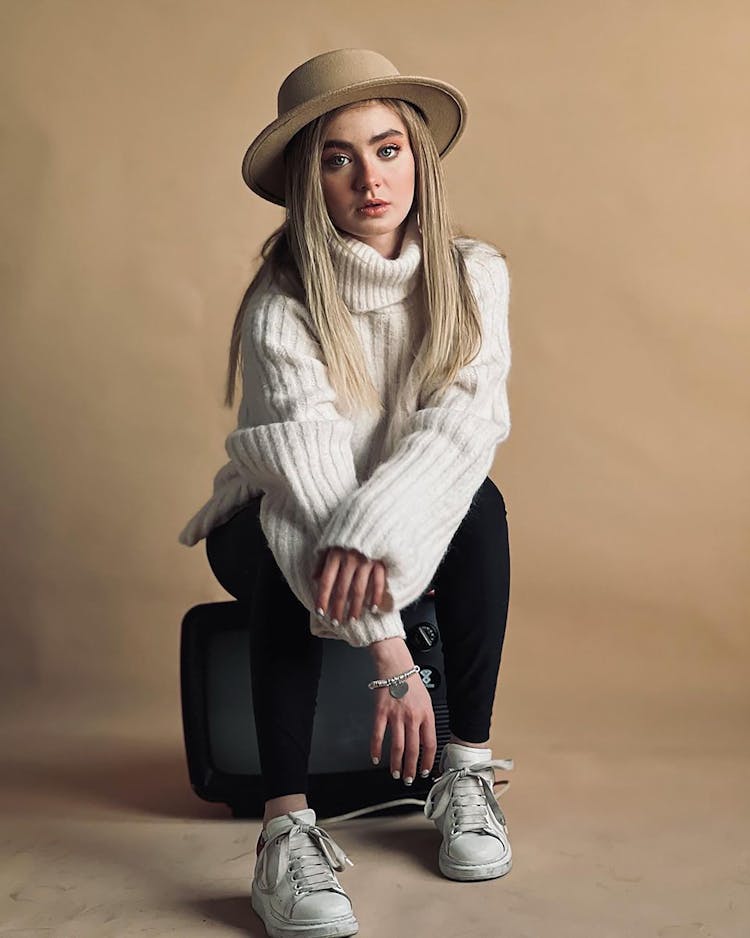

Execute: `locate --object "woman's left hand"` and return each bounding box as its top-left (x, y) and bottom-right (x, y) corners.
top-left (313, 546), bottom-right (394, 623)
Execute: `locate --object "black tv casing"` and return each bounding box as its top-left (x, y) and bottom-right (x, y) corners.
top-left (180, 590), bottom-right (451, 818)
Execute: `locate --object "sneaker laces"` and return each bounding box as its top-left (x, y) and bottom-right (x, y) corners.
top-left (256, 815), bottom-right (354, 896)
top-left (424, 758), bottom-right (514, 839)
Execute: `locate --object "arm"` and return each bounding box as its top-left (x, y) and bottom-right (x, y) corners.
top-left (315, 248), bottom-right (512, 611)
top-left (224, 288), bottom-right (407, 648)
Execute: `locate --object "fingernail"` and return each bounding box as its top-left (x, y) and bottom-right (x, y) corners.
top-left (420, 769), bottom-right (430, 777)
top-left (331, 618), bottom-right (339, 627)
top-left (316, 607), bottom-right (325, 616)
top-left (348, 616), bottom-right (357, 625)
top-left (392, 770), bottom-right (400, 780)
top-left (372, 756), bottom-right (379, 765)
top-left (370, 604), bottom-right (379, 614)
top-left (404, 777), bottom-right (413, 786)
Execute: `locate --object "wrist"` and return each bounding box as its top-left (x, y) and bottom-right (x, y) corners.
top-left (368, 636), bottom-right (414, 672)
top-left (368, 663), bottom-right (420, 691)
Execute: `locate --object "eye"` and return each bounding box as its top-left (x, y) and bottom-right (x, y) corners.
top-left (324, 153), bottom-right (350, 169)
top-left (322, 143), bottom-right (402, 170)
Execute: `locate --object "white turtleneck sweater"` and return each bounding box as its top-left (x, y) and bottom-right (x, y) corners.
top-left (178, 214), bottom-right (512, 647)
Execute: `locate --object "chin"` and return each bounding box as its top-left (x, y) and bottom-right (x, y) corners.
top-left (352, 213), bottom-right (407, 231)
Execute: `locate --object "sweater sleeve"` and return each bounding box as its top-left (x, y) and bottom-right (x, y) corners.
top-left (223, 288), bottom-right (407, 648)
top-left (315, 248), bottom-right (512, 611)
top-left (177, 457), bottom-right (261, 547)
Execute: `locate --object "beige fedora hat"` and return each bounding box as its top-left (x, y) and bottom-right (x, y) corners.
top-left (242, 48), bottom-right (468, 206)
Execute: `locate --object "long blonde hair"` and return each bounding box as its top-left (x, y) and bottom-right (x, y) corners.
top-left (224, 97), bottom-right (504, 417)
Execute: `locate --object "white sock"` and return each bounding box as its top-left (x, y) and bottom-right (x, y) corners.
top-left (442, 742), bottom-right (492, 769)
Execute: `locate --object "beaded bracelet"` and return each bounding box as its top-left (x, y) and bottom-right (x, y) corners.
top-left (367, 664), bottom-right (421, 699)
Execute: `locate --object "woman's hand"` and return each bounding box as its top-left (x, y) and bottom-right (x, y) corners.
top-left (368, 638), bottom-right (437, 782)
top-left (370, 668), bottom-right (437, 783)
top-left (313, 546), bottom-right (394, 623)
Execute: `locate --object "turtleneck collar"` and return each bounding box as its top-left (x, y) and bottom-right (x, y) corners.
top-left (328, 212), bottom-right (422, 313)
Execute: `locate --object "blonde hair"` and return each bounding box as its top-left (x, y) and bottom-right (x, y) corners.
top-left (224, 97), bottom-right (505, 417)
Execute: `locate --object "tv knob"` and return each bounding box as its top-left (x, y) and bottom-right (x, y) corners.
top-left (409, 623), bottom-right (438, 652)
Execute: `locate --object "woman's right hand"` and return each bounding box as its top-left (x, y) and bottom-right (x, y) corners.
top-left (313, 546), bottom-right (395, 623)
top-left (370, 664), bottom-right (437, 784)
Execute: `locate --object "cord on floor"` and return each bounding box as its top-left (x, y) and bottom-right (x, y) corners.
top-left (318, 796), bottom-right (428, 826)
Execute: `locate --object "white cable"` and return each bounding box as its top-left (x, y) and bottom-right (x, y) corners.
top-left (318, 795), bottom-right (427, 826)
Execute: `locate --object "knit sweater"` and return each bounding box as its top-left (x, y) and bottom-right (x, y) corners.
top-left (178, 212), bottom-right (512, 647)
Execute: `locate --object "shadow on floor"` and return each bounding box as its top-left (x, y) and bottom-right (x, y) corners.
top-left (183, 896), bottom-right (265, 937)
top-left (0, 742), bottom-right (228, 819)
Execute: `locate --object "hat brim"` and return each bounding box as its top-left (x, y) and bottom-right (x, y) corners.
top-left (241, 75), bottom-right (468, 206)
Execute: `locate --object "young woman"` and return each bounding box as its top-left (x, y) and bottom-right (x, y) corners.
top-left (179, 48), bottom-right (514, 938)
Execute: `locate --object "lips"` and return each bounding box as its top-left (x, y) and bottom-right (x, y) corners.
top-left (359, 200), bottom-right (389, 208)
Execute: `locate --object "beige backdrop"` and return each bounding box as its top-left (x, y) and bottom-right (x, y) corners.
top-left (1, 2), bottom-right (748, 936)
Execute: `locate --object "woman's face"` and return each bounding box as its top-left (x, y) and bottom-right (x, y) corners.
top-left (320, 101), bottom-right (416, 259)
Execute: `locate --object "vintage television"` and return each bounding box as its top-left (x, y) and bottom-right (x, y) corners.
top-left (180, 587), bottom-right (450, 819)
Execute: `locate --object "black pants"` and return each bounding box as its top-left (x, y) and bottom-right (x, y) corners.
top-left (206, 475), bottom-right (511, 801)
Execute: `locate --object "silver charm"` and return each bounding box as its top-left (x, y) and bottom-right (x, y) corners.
top-left (389, 681), bottom-right (409, 699)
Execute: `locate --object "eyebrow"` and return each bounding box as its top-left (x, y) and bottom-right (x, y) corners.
top-left (322, 129), bottom-right (405, 150)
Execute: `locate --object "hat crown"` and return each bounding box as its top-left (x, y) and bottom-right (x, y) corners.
top-left (278, 48), bottom-right (400, 117)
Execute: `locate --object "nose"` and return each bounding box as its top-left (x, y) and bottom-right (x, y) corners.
top-left (353, 157), bottom-right (382, 194)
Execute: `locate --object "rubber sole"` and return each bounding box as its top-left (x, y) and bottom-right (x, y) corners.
top-left (251, 882), bottom-right (359, 938)
top-left (438, 848), bottom-right (513, 882)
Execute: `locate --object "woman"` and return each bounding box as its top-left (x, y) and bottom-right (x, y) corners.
top-left (178, 48), bottom-right (514, 938)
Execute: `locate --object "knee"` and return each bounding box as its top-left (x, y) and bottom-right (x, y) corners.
top-left (205, 501), bottom-right (262, 602)
top-left (205, 526), bottom-right (243, 600)
top-left (453, 477), bottom-right (507, 545)
top-left (475, 476), bottom-right (507, 519)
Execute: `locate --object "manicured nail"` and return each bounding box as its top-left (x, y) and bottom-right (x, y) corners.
top-left (392, 770), bottom-right (400, 780)
top-left (316, 607), bottom-right (325, 616)
top-left (404, 777), bottom-right (413, 786)
top-left (371, 756), bottom-right (379, 765)
top-left (420, 769), bottom-right (430, 777)
top-left (370, 604), bottom-right (379, 614)
top-left (331, 618), bottom-right (339, 627)
top-left (348, 616), bottom-right (357, 626)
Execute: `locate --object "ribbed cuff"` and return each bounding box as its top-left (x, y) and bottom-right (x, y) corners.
top-left (308, 607), bottom-right (406, 647)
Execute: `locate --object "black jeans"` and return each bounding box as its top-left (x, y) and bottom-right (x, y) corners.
top-left (205, 475), bottom-right (511, 801)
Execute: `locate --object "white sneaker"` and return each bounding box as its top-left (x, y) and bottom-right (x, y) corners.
top-left (250, 807), bottom-right (359, 938)
top-left (424, 743), bottom-right (514, 881)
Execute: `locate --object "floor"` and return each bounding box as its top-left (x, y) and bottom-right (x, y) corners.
top-left (1, 676), bottom-right (748, 938)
